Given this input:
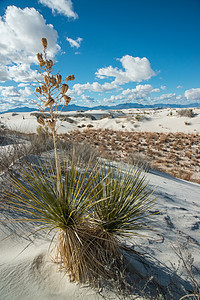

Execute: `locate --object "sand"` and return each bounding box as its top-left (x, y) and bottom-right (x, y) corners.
top-left (0, 107), bottom-right (200, 134)
top-left (0, 107), bottom-right (200, 299)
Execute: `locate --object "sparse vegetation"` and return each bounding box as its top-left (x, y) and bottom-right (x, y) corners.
top-left (61, 129), bottom-right (200, 183)
top-left (177, 109), bottom-right (194, 118)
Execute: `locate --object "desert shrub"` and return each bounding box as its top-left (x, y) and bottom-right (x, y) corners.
top-left (2, 155), bottom-right (156, 287)
top-left (56, 140), bottom-right (99, 168)
top-left (0, 139), bottom-right (30, 173)
top-left (87, 123), bottom-right (94, 128)
top-left (0, 128), bottom-right (33, 172)
top-left (177, 109), bottom-right (194, 118)
top-left (172, 244), bottom-right (200, 300)
top-left (127, 152), bottom-right (152, 171)
top-left (29, 129), bottom-right (54, 155)
top-left (135, 114), bottom-right (147, 121)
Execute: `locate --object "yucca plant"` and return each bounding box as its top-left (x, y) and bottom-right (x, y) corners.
top-left (3, 154), bottom-right (110, 283)
top-left (1, 37), bottom-right (157, 290)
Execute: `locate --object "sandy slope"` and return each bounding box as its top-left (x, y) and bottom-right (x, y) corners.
top-left (0, 158), bottom-right (200, 299)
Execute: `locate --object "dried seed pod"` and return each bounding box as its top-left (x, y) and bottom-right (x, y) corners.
top-left (46, 59), bottom-right (53, 69)
top-left (45, 97), bottom-right (55, 107)
top-left (47, 119), bottom-right (55, 131)
top-left (66, 75), bottom-right (75, 81)
top-left (44, 75), bottom-right (49, 85)
top-left (52, 82), bottom-right (59, 89)
top-left (60, 84), bottom-right (69, 94)
top-left (41, 38), bottom-right (47, 49)
top-left (49, 77), bottom-right (56, 85)
top-left (52, 79), bottom-right (57, 86)
top-left (35, 87), bottom-right (42, 94)
top-left (56, 74), bottom-right (62, 84)
top-left (41, 85), bottom-right (48, 93)
top-left (37, 116), bottom-right (45, 126)
top-left (40, 61), bottom-right (46, 68)
top-left (36, 53), bottom-right (43, 63)
top-left (63, 95), bottom-right (71, 105)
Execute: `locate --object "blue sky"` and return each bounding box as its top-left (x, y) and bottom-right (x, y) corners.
top-left (0, 0), bottom-right (200, 111)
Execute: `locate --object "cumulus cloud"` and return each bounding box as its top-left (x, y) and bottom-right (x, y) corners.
top-left (0, 86), bottom-right (20, 98)
top-left (81, 94), bottom-right (95, 102)
top-left (152, 93), bottom-right (186, 104)
top-left (0, 85), bottom-right (34, 111)
top-left (103, 84), bottom-right (160, 103)
top-left (96, 55), bottom-right (156, 84)
top-left (154, 93), bottom-right (176, 100)
top-left (160, 85), bottom-right (166, 90)
top-left (66, 37), bottom-right (83, 48)
top-left (8, 64), bottom-right (41, 82)
top-left (0, 66), bottom-right (10, 82)
top-left (185, 88), bottom-right (200, 101)
top-left (177, 85), bottom-right (183, 89)
top-left (38, 0), bottom-right (78, 19)
top-left (70, 81), bottom-right (119, 96)
top-left (0, 6), bottom-right (59, 82)
top-left (18, 83), bottom-right (29, 87)
top-left (19, 86), bottom-right (33, 97)
top-left (0, 85), bottom-right (33, 98)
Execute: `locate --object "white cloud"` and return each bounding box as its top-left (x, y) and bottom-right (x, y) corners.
top-left (155, 93), bottom-right (176, 101)
top-left (19, 86), bottom-right (33, 97)
top-left (0, 86), bottom-right (20, 98)
top-left (66, 37), bottom-right (83, 48)
top-left (8, 64), bottom-right (40, 82)
top-left (0, 85), bottom-right (33, 98)
top-left (0, 6), bottom-right (59, 82)
top-left (103, 84), bottom-right (160, 103)
top-left (160, 85), bottom-right (166, 90)
top-left (185, 88), bottom-right (200, 101)
top-left (152, 93), bottom-right (186, 104)
top-left (38, 0), bottom-right (78, 19)
top-left (177, 85), bottom-right (183, 89)
top-left (70, 81), bottom-right (119, 96)
top-left (0, 85), bottom-right (34, 111)
top-left (152, 88), bottom-right (160, 93)
top-left (18, 83), bottom-right (29, 87)
top-left (81, 94), bottom-right (95, 102)
top-left (96, 55), bottom-right (156, 84)
top-left (0, 66), bottom-right (10, 82)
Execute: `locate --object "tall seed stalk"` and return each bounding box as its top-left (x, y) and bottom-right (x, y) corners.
top-left (35, 38), bottom-right (75, 198)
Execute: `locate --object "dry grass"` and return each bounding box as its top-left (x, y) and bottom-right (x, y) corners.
top-left (177, 109), bottom-right (195, 118)
top-left (60, 129), bottom-right (200, 184)
top-left (0, 128), bottom-right (98, 172)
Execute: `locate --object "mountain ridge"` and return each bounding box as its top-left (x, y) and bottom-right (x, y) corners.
top-left (1, 102), bottom-right (200, 114)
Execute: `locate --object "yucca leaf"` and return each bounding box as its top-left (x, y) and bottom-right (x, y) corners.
top-left (91, 162), bottom-right (156, 238)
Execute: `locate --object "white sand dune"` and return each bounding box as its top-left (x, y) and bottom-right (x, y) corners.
top-left (0, 107), bottom-right (200, 134)
top-left (0, 107), bottom-right (200, 299)
top-left (0, 160), bottom-right (200, 299)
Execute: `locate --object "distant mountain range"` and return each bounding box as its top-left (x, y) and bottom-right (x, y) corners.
top-left (1, 102), bottom-right (200, 114)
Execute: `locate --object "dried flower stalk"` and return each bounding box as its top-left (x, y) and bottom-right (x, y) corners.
top-left (34, 37), bottom-right (75, 197)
